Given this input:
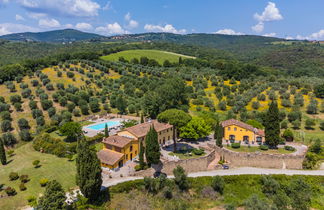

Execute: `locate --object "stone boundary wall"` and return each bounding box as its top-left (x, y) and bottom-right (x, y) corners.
top-left (209, 143), bottom-right (306, 169)
top-left (134, 150), bottom-right (216, 176)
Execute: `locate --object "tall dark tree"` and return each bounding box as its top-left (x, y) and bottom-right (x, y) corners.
top-left (145, 126), bottom-right (160, 166)
top-left (37, 180), bottom-right (66, 210)
top-left (264, 100), bottom-right (280, 148)
top-left (0, 138), bottom-right (6, 165)
top-left (157, 109), bottom-right (191, 152)
top-left (214, 121), bottom-right (223, 148)
top-left (104, 123), bottom-right (109, 138)
top-left (76, 137), bottom-right (102, 202)
top-left (139, 140), bottom-right (145, 168)
top-left (140, 113), bottom-right (144, 123)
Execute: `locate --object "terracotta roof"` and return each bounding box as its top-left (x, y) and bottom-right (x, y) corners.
top-left (97, 149), bottom-right (124, 166)
top-left (221, 119), bottom-right (265, 137)
top-left (124, 120), bottom-right (173, 138)
top-left (102, 135), bottom-right (132, 148)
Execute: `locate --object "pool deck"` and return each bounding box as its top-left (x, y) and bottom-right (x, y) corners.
top-left (82, 118), bottom-right (125, 137)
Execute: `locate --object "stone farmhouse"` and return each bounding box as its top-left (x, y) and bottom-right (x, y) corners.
top-left (97, 120), bottom-right (173, 169)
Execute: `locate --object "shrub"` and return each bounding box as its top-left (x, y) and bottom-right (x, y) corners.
top-left (33, 160), bottom-right (40, 168)
top-left (27, 196), bottom-right (37, 207)
top-left (259, 145), bottom-right (269, 151)
top-left (173, 166), bottom-right (189, 191)
top-left (231, 143), bottom-right (240, 149)
top-left (19, 183), bottom-right (27, 191)
top-left (39, 178), bottom-right (49, 187)
top-left (284, 146), bottom-right (296, 152)
top-left (20, 175), bottom-right (29, 183)
top-left (310, 139), bottom-right (322, 154)
top-left (211, 176), bottom-right (225, 194)
top-left (134, 165), bottom-right (142, 171)
top-left (201, 186), bottom-right (217, 198)
top-left (9, 172), bottom-right (19, 181)
top-left (282, 129), bottom-right (294, 141)
top-left (192, 148), bottom-right (204, 155)
top-left (163, 186), bottom-right (173, 199)
top-left (5, 187), bottom-right (16, 196)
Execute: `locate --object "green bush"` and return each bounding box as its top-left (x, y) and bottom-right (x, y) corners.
top-left (192, 148), bottom-right (204, 155)
top-left (284, 146), bottom-right (296, 152)
top-left (259, 145), bottom-right (269, 151)
top-left (9, 172), bottom-right (19, 181)
top-left (27, 195), bottom-right (37, 207)
top-left (19, 183), bottom-right (27, 191)
top-left (5, 187), bottom-right (16, 196)
top-left (211, 176), bottom-right (225, 194)
top-left (20, 175), bottom-right (29, 183)
top-left (39, 178), bottom-right (49, 187)
top-left (231, 143), bottom-right (240, 149)
top-left (134, 165), bottom-right (142, 171)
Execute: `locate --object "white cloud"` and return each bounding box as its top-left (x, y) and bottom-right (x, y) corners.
top-left (102, 1), bottom-right (111, 11)
top-left (252, 2), bottom-right (283, 33)
top-left (214, 29), bottom-right (244, 35)
top-left (309, 29), bottom-right (324, 40)
top-left (0, 23), bottom-right (38, 35)
top-left (15, 14), bottom-right (25, 21)
top-left (295, 29), bottom-right (324, 40)
top-left (127, 20), bottom-right (138, 29)
top-left (75, 22), bottom-right (93, 31)
top-left (27, 12), bottom-right (47, 19)
top-left (65, 23), bottom-right (74, 28)
top-left (252, 22), bottom-right (264, 33)
top-left (263, 32), bottom-right (276, 37)
top-left (95, 22), bottom-right (128, 35)
top-left (144, 24), bottom-right (186, 34)
top-left (20, 0), bottom-right (100, 17)
top-left (254, 2), bottom-right (283, 22)
top-left (38, 18), bottom-right (60, 28)
top-left (285, 36), bottom-right (294, 40)
top-left (124, 12), bottom-right (131, 21)
top-left (124, 13), bottom-right (138, 29)
top-left (0, 0), bottom-right (10, 4)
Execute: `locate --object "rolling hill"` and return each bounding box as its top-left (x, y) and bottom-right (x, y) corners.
top-left (0, 29), bottom-right (105, 43)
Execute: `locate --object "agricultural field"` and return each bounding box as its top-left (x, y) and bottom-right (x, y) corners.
top-left (0, 62), bottom-right (122, 137)
top-left (101, 49), bottom-right (195, 64)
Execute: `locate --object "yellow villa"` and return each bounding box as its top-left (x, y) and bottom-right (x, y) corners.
top-left (221, 119), bottom-right (265, 144)
top-left (97, 120), bottom-right (173, 169)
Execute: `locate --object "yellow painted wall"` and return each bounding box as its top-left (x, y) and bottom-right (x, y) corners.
top-left (118, 130), bottom-right (138, 140)
top-left (121, 140), bottom-right (139, 163)
top-left (157, 127), bottom-right (174, 144)
top-left (223, 125), bottom-right (254, 142)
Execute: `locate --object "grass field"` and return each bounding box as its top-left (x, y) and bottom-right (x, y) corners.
top-left (101, 49), bottom-right (195, 64)
top-left (226, 145), bottom-right (295, 154)
top-left (0, 143), bottom-right (76, 210)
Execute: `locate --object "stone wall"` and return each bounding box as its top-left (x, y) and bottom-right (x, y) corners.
top-left (134, 150), bottom-right (216, 176)
top-left (210, 144), bottom-right (306, 169)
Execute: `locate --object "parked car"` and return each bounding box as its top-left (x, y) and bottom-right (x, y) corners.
top-left (153, 171), bottom-right (167, 178)
top-left (222, 165), bottom-right (229, 170)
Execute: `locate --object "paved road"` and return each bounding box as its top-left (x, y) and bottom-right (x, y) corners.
top-left (102, 167), bottom-right (324, 187)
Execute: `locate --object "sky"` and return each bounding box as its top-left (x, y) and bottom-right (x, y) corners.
top-left (0, 0), bottom-right (324, 40)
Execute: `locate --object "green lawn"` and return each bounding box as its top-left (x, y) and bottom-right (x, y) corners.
top-left (169, 151), bottom-right (206, 160)
top-left (101, 49), bottom-right (195, 64)
top-left (0, 143), bottom-right (76, 210)
top-left (226, 145), bottom-right (294, 154)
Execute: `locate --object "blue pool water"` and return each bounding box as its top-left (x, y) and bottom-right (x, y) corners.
top-left (87, 121), bottom-right (120, 130)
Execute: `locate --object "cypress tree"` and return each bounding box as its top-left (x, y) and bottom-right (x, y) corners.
top-left (104, 123), bottom-right (109, 137)
top-left (0, 138), bottom-right (6, 165)
top-left (145, 126), bottom-right (160, 166)
top-left (38, 180), bottom-right (66, 210)
top-left (140, 113), bottom-right (144, 123)
top-left (265, 100), bottom-right (280, 148)
top-left (76, 137), bottom-right (102, 202)
top-left (214, 121), bottom-right (223, 148)
top-left (139, 140), bottom-right (145, 168)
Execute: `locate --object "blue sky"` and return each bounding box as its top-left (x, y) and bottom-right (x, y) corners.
top-left (0, 0), bottom-right (324, 40)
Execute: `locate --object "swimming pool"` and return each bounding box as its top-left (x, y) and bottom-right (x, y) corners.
top-left (86, 121), bottom-right (121, 131)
